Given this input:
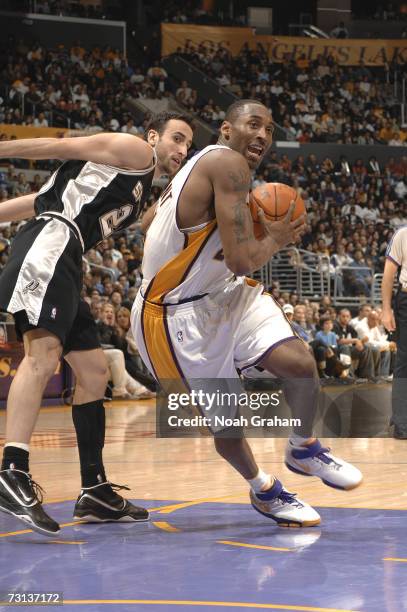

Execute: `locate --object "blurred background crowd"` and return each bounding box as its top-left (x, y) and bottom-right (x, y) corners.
top-left (0, 0), bottom-right (406, 387)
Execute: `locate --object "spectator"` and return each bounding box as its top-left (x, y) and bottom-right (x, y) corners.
top-left (334, 308), bottom-right (376, 380)
top-left (350, 304), bottom-right (372, 329)
top-left (290, 304), bottom-right (314, 340)
top-left (33, 112), bottom-right (49, 127)
top-left (330, 22), bottom-right (349, 38)
top-left (96, 303), bottom-right (154, 400)
top-left (345, 250), bottom-right (373, 296)
top-left (314, 316), bottom-right (350, 378)
top-left (356, 309), bottom-right (396, 378)
top-left (121, 118), bottom-right (139, 135)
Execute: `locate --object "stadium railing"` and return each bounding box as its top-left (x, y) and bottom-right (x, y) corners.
top-left (332, 265), bottom-right (375, 307)
top-left (253, 247), bottom-right (330, 299)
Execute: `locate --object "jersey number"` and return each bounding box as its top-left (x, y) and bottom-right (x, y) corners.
top-left (99, 204), bottom-right (134, 238)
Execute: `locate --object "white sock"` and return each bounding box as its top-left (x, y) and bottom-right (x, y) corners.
top-left (5, 442), bottom-right (30, 452)
top-left (247, 469), bottom-right (272, 493)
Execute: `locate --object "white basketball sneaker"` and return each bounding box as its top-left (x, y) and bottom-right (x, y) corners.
top-left (250, 478), bottom-right (321, 528)
top-left (285, 439), bottom-right (363, 490)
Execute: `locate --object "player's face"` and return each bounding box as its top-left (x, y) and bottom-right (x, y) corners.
top-left (222, 104), bottom-right (274, 170)
top-left (149, 119), bottom-right (193, 177)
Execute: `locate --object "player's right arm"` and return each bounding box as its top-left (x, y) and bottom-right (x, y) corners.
top-left (381, 258), bottom-right (398, 331)
top-left (211, 150), bottom-right (305, 275)
top-left (0, 193), bottom-right (36, 223)
top-left (0, 133), bottom-right (154, 172)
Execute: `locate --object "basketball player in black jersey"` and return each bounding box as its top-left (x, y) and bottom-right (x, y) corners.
top-left (0, 112), bottom-right (193, 536)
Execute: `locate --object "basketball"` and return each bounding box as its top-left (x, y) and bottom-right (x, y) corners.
top-left (248, 183), bottom-right (306, 239)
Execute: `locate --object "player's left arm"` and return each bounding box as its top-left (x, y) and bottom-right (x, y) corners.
top-left (0, 133), bottom-right (154, 172)
top-left (0, 193), bottom-right (36, 222)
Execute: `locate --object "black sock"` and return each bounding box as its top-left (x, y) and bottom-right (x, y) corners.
top-left (1, 446), bottom-right (29, 472)
top-left (72, 399), bottom-right (107, 488)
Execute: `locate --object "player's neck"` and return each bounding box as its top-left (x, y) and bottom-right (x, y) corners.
top-left (153, 165), bottom-right (164, 180)
top-left (217, 137), bottom-right (230, 147)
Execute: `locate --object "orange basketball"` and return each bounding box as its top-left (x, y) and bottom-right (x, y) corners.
top-left (248, 182), bottom-right (306, 239)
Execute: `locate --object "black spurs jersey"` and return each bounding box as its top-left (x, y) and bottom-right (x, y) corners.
top-left (34, 157), bottom-right (156, 251)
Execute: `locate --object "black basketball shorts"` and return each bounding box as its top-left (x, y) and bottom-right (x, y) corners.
top-left (0, 216), bottom-right (100, 353)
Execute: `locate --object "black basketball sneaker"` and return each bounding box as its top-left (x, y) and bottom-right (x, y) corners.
top-left (73, 482), bottom-right (149, 522)
top-left (0, 469), bottom-right (60, 536)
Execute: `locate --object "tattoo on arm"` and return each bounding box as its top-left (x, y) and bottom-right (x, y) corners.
top-left (232, 198), bottom-right (249, 244)
top-left (228, 170), bottom-right (251, 192)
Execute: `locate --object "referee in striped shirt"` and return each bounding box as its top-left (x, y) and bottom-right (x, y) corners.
top-left (382, 226), bottom-right (407, 439)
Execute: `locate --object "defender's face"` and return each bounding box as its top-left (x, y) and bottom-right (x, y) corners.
top-left (149, 119), bottom-right (193, 177)
top-left (222, 104), bottom-right (274, 169)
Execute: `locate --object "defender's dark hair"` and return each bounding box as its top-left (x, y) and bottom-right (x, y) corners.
top-left (144, 111), bottom-right (194, 136)
top-left (224, 99), bottom-right (267, 122)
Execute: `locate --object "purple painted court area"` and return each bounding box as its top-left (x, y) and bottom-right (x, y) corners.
top-left (0, 501), bottom-right (407, 612)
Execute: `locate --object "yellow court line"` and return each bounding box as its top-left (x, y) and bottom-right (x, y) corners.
top-left (42, 494), bottom-right (407, 512)
top-left (58, 600), bottom-right (359, 611)
top-left (218, 540), bottom-right (291, 552)
top-left (1, 495), bottom-right (406, 539)
top-left (156, 495), bottom-right (238, 514)
top-left (0, 502), bottom-right (188, 538)
top-left (0, 498), bottom-right (197, 539)
top-left (0, 519), bottom-right (86, 539)
top-left (152, 521), bottom-right (180, 533)
top-left (383, 557), bottom-right (407, 563)
top-left (0, 527), bottom-right (33, 538)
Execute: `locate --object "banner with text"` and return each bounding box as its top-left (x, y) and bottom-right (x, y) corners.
top-left (162, 23), bottom-right (407, 66)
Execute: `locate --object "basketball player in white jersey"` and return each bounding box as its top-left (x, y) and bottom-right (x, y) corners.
top-left (0, 112), bottom-right (193, 535)
top-left (132, 100), bottom-right (362, 527)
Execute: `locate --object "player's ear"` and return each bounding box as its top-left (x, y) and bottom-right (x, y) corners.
top-left (220, 120), bottom-right (231, 140)
top-left (147, 129), bottom-right (159, 147)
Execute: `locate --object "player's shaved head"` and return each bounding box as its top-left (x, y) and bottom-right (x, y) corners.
top-left (225, 99), bottom-right (269, 123)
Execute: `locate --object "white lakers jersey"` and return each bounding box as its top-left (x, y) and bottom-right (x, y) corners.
top-left (141, 145), bottom-right (234, 304)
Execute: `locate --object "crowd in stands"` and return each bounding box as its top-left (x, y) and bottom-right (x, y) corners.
top-left (2, 0), bottom-right (116, 20)
top-left (0, 33), bottom-right (406, 387)
top-left (254, 151), bottom-right (407, 288)
top-left (273, 299), bottom-right (396, 383)
top-left (353, 0), bottom-right (407, 21)
top-left (5, 0), bottom-right (245, 26)
top-left (0, 148), bottom-right (406, 292)
top-left (8, 0), bottom-right (406, 28)
top-left (0, 149), bottom-right (404, 385)
top-left (2, 35), bottom-right (406, 148)
top-left (176, 45), bottom-right (407, 145)
top-left (154, 0), bottom-right (244, 26)
top-left (0, 38), bottom-right (175, 136)
top-left (0, 143), bottom-right (405, 385)
top-left (0, 169), bottom-right (398, 386)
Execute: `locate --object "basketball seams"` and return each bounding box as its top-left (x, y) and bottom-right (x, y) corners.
top-left (249, 182), bottom-right (305, 239)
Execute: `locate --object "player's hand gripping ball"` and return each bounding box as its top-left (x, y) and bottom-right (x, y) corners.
top-left (248, 182), bottom-right (306, 239)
